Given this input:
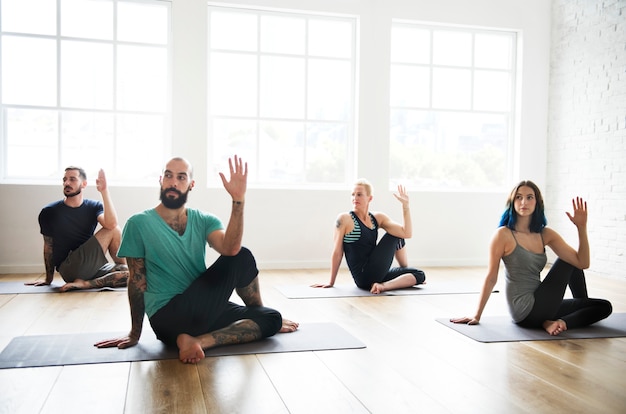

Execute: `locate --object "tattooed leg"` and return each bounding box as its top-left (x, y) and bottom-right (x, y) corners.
top-left (236, 277), bottom-right (263, 307)
top-left (235, 277), bottom-right (299, 334)
top-left (176, 319), bottom-right (262, 364)
top-left (59, 270), bottom-right (129, 292)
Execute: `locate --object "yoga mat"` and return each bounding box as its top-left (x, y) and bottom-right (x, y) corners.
top-left (0, 322), bottom-right (365, 369)
top-left (436, 313), bottom-right (626, 343)
top-left (276, 282), bottom-right (494, 299)
top-left (0, 282), bottom-right (126, 294)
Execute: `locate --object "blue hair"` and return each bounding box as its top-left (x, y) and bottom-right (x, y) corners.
top-left (499, 180), bottom-right (547, 233)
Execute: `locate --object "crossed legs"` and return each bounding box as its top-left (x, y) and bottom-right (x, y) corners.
top-left (360, 234), bottom-right (426, 294)
top-left (177, 277), bottom-right (299, 363)
top-left (58, 227), bottom-right (129, 292)
top-left (520, 259), bottom-right (612, 335)
top-left (151, 248), bottom-right (297, 364)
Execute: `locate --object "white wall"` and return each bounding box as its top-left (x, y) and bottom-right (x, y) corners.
top-left (546, 0), bottom-right (626, 278)
top-left (0, 0), bottom-right (551, 273)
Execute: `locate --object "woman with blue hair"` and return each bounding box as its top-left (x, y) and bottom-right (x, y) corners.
top-left (451, 180), bottom-right (611, 335)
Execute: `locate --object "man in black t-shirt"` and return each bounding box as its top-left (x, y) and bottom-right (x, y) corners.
top-left (29, 166), bottom-right (128, 292)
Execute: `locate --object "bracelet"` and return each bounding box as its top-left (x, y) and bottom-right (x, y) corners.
top-left (232, 200), bottom-right (243, 205)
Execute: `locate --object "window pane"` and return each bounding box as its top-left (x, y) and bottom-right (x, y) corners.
top-left (208, 7), bottom-right (355, 187)
top-left (116, 114), bottom-right (166, 181)
top-left (391, 26), bottom-right (430, 64)
top-left (61, 111), bottom-right (114, 171)
top-left (117, 45), bottom-right (168, 111)
top-left (305, 123), bottom-right (347, 183)
top-left (210, 11), bottom-right (257, 51)
top-left (209, 119), bottom-right (258, 181)
top-left (118, 1), bottom-right (169, 44)
top-left (308, 19), bottom-right (352, 58)
top-left (474, 70), bottom-right (511, 111)
top-left (209, 53), bottom-right (258, 117)
top-left (5, 108), bottom-right (58, 177)
top-left (61, 0), bottom-right (113, 40)
top-left (1, 0), bottom-right (170, 184)
top-left (61, 41), bottom-right (113, 109)
top-left (258, 121), bottom-right (305, 183)
top-left (260, 15), bottom-right (305, 55)
top-left (1, 36), bottom-right (57, 106)
top-left (308, 59), bottom-right (351, 121)
top-left (389, 22), bottom-right (516, 190)
top-left (1, 0), bottom-right (56, 35)
top-left (433, 30), bottom-right (472, 67)
top-left (475, 33), bottom-right (512, 69)
top-left (390, 109), bottom-right (508, 189)
top-left (390, 65), bottom-right (430, 108)
top-left (260, 56), bottom-right (305, 119)
top-left (432, 68), bottom-right (471, 110)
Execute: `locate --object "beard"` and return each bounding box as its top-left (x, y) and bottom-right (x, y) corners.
top-left (160, 187), bottom-right (190, 209)
top-left (64, 187), bottom-right (82, 198)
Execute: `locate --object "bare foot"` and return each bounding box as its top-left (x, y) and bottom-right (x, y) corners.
top-left (543, 319), bottom-right (567, 336)
top-left (370, 282), bottom-right (385, 294)
top-left (59, 279), bottom-right (90, 292)
top-left (176, 333), bottom-right (205, 364)
top-left (113, 264), bottom-right (129, 272)
top-left (280, 319), bottom-right (299, 333)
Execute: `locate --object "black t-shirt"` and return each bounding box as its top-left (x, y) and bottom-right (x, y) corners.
top-left (38, 199), bottom-right (103, 269)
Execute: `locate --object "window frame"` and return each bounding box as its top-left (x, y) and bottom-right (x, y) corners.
top-left (389, 20), bottom-right (519, 192)
top-left (0, 0), bottom-right (173, 186)
top-left (206, 4), bottom-right (359, 189)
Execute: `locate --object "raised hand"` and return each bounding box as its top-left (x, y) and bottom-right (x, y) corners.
top-left (219, 155), bottom-right (248, 202)
top-left (565, 197), bottom-right (588, 229)
top-left (96, 169), bottom-right (107, 193)
top-left (392, 184), bottom-right (410, 207)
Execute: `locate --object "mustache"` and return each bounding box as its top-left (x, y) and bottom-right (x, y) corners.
top-left (163, 187), bottom-right (183, 197)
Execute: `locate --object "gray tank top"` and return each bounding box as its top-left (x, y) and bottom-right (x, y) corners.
top-left (502, 229), bottom-right (547, 322)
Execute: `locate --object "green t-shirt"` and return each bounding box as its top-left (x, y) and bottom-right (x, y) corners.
top-left (118, 208), bottom-right (224, 317)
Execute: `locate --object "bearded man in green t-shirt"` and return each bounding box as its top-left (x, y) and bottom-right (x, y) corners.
top-left (96, 156), bottom-right (298, 363)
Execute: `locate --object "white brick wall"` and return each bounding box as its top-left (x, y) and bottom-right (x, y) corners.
top-left (547, 0), bottom-right (626, 278)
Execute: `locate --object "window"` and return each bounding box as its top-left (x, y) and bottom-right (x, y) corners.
top-left (389, 22), bottom-right (517, 190)
top-left (207, 6), bottom-right (357, 187)
top-left (0, 0), bottom-right (171, 184)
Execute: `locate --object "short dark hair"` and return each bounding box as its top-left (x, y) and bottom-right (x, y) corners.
top-left (499, 180), bottom-right (547, 233)
top-left (65, 166), bottom-right (87, 180)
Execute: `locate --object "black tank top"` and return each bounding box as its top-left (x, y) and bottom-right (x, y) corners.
top-left (343, 211), bottom-right (377, 274)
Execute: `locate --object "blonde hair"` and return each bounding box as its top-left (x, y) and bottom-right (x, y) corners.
top-left (354, 178), bottom-right (373, 196)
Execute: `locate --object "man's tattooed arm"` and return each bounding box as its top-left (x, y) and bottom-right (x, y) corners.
top-left (127, 257), bottom-right (147, 341)
top-left (43, 236), bottom-right (55, 284)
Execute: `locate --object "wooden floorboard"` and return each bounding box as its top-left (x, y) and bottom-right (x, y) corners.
top-left (0, 268), bottom-right (624, 414)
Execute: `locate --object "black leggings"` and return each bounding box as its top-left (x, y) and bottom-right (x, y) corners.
top-left (149, 247), bottom-right (282, 346)
top-left (519, 259), bottom-right (612, 329)
top-left (352, 233), bottom-right (426, 290)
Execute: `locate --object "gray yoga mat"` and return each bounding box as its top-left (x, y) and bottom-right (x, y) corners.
top-left (436, 313), bottom-right (626, 343)
top-left (0, 322), bottom-right (365, 369)
top-left (0, 282), bottom-right (126, 294)
top-left (277, 282), bottom-right (495, 299)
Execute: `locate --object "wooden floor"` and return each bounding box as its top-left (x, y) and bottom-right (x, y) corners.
top-left (1, 268), bottom-right (625, 414)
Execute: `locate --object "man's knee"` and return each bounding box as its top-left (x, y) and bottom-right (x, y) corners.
top-left (255, 307), bottom-right (282, 337)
